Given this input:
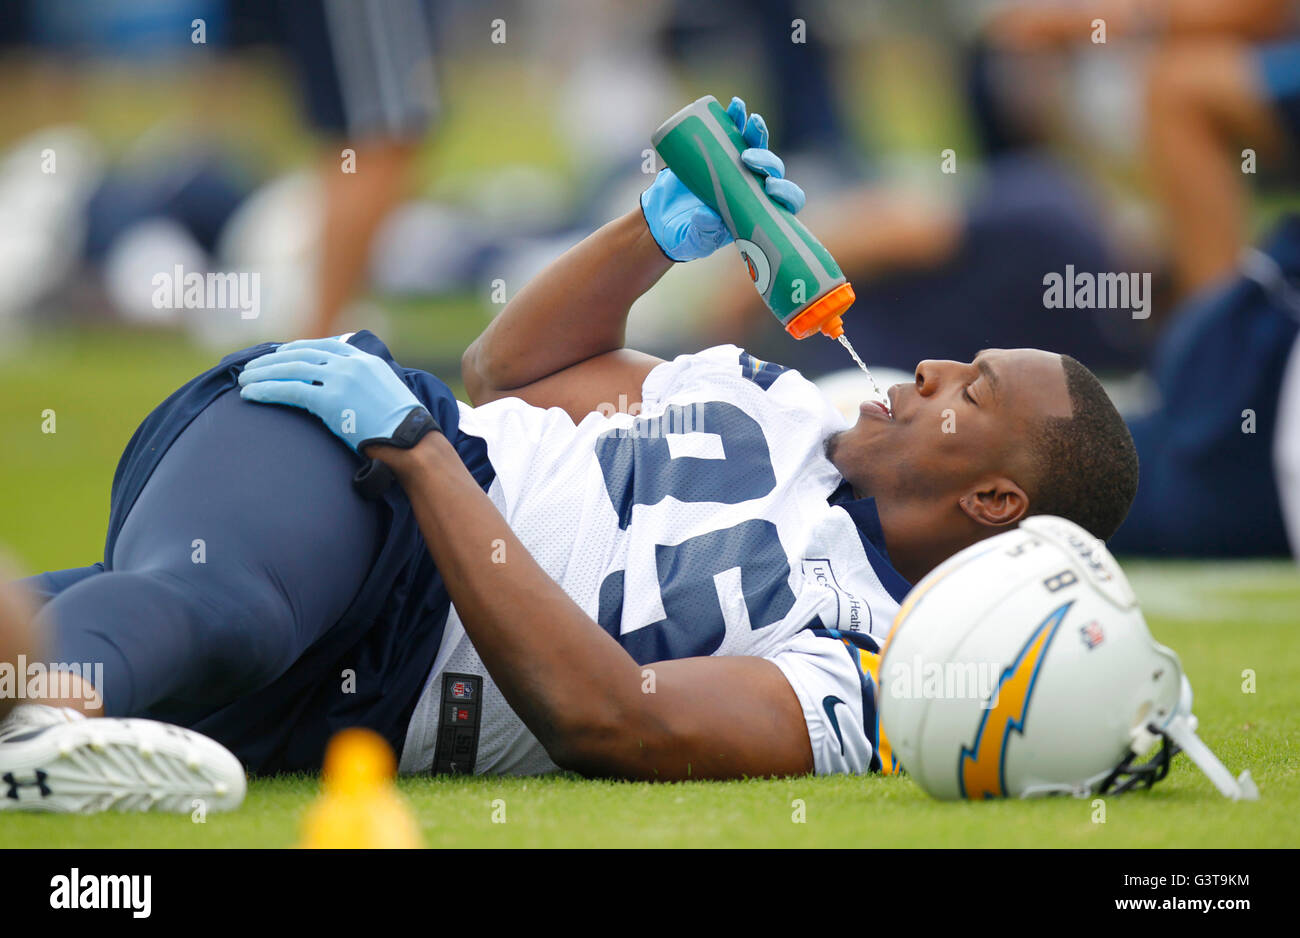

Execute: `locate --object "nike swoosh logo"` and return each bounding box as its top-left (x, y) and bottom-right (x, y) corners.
top-left (822, 696), bottom-right (847, 755)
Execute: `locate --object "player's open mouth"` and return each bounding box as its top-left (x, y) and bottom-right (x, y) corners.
top-left (860, 399), bottom-right (892, 420)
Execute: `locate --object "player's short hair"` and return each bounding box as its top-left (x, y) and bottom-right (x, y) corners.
top-left (1026, 355), bottom-right (1138, 541)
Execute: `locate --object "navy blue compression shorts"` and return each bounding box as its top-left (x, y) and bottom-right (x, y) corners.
top-left (20, 331), bottom-right (493, 773)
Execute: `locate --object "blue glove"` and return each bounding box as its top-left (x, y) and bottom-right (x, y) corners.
top-left (238, 337), bottom-right (440, 453)
top-left (641, 96), bottom-right (806, 262)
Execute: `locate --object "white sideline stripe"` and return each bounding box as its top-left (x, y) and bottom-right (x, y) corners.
top-left (1125, 561), bottom-right (1300, 623)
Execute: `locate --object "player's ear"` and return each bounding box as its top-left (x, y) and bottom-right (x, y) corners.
top-left (958, 478), bottom-right (1028, 529)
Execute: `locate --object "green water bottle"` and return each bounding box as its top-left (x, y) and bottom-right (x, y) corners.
top-left (652, 95), bottom-right (856, 340)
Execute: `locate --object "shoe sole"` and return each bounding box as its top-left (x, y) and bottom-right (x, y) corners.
top-left (0, 718), bottom-right (246, 814)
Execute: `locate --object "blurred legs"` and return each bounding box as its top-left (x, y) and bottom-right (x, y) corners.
top-left (1144, 40), bottom-right (1285, 300)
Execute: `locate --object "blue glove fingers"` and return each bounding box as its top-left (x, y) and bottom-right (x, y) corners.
top-left (238, 378), bottom-right (321, 411)
top-left (737, 147), bottom-right (805, 212)
top-left (237, 360), bottom-right (327, 386)
top-left (725, 96), bottom-right (747, 134)
top-left (740, 147), bottom-right (785, 180)
top-left (240, 346), bottom-right (339, 376)
top-left (741, 111), bottom-right (769, 150)
top-left (763, 176), bottom-right (806, 214)
top-left (274, 336), bottom-right (357, 355)
top-left (765, 177), bottom-right (804, 213)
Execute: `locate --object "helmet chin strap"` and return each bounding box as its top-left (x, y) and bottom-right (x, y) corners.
top-left (1162, 676), bottom-right (1259, 801)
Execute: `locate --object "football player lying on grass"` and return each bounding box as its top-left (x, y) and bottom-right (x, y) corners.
top-left (0, 98), bottom-right (1137, 812)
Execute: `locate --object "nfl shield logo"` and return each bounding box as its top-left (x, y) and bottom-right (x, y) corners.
top-left (451, 681), bottom-right (474, 700)
top-left (1080, 621), bottom-right (1105, 650)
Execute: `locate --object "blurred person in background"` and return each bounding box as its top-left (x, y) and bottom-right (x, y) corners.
top-left (988, 0), bottom-right (1299, 303)
top-left (0, 0), bottom-right (440, 341)
top-left (662, 0), bottom-right (863, 180)
top-left (977, 0), bottom-right (1300, 557)
top-left (234, 0), bottom-right (440, 338)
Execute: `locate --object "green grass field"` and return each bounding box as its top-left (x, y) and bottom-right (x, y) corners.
top-left (1, 326), bottom-right (1298, 848)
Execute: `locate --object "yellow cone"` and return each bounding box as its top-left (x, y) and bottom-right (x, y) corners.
top-left (299, 728), bottom-right (424, 849)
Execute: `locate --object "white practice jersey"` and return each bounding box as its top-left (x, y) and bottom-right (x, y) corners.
top-left (399, 345), bottom-right (911, 778)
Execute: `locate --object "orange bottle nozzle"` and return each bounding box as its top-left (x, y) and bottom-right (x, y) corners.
top-left (783, 282), bottom-right (856, 340)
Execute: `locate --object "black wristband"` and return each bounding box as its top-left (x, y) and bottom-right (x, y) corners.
top-left (351, 407), bottom-right (442, 500)
top-left (361, 407), bottom-right (441, 451)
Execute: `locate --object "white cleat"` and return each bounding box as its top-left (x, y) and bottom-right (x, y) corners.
top-left (0, 703), bottom-right (84, 742)
top-left (0, 705), bottom-right (246, 814)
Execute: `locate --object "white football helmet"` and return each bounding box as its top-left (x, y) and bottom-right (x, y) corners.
top-left (877, 515), bottom-right (1258, 801)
